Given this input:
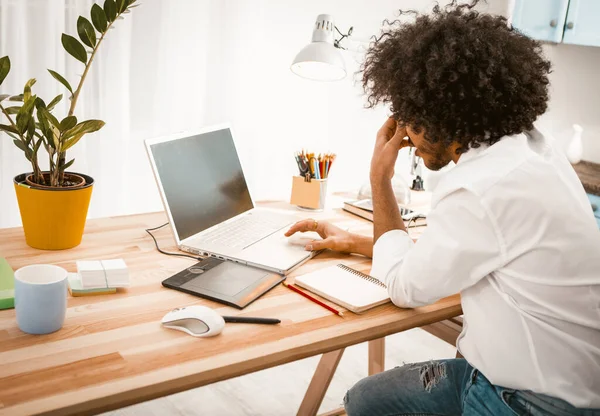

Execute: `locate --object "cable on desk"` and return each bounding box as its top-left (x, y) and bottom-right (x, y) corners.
top-left (145, 223), bottom-right (202, 261)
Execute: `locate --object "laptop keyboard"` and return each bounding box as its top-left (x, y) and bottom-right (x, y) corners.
top-left (200, 214), bottom-right (291, 249)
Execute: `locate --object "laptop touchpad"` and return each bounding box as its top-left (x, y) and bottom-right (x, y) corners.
top-left (181, 261), bottom-right (270, 297)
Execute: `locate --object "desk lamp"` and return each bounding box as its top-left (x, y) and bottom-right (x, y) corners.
top-left (291, 14), bottom-right (423, 204)
top-left (291, 14), bottom-right (352, 81)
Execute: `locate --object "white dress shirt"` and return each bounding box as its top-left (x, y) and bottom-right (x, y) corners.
top-left (371, 128), bottom-right (600, 408)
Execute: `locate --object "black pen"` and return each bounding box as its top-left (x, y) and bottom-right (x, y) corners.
top-left (222, 316), bottom-right (281, 325)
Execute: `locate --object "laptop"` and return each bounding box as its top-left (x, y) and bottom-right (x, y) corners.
top-left (145, 124), bottom-right (315, 275)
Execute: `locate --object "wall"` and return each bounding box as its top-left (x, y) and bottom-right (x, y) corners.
top-left (201, 0), bottom-right (508, 203)
top-left (538, 43), bottom-right (600, 161)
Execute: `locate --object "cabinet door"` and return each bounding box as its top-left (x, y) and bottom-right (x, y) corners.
top-left (587, 193), bottom-right (600, 229)
top-left (511, 0), bottom-right (569, 43)
top-left (562, 0), bottom-right (600, 47)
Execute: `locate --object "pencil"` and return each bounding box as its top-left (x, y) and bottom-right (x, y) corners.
top-left (283, 281), bottom-right (344, 317)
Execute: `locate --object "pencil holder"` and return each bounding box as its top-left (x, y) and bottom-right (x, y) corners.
top-left (290, 175), bottom-right (328, 211)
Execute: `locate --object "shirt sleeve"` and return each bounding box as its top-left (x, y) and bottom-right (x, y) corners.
top-left (370, 188), bottom-right (506, 308)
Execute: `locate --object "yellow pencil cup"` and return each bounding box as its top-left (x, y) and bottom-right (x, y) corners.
top-left (290, 176), bottom-right (328, 211)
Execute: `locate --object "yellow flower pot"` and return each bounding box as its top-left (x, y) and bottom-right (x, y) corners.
top-left (13, 172), bottom-right (94, 250)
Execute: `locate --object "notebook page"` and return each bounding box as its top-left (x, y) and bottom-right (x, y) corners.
top-left (295, 265), bottom-right (389, 310)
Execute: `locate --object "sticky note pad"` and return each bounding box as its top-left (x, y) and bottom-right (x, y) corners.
top-left (67, 273), bottom-right (117, 297)
top-left (0, 258), bottom-right (15, 310)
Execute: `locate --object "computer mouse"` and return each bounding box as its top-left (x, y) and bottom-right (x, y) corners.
top-left (286, 231), bottom-right (322, 247)
top-left (161, 305), bottom-right (225, 337)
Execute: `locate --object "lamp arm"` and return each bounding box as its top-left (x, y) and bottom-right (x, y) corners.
top-left (333, 25), bottom-right (354, 49)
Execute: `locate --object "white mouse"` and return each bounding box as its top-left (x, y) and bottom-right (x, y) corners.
top-left (161, 305), bottom-right (225, 337)
top-left (286, 231), bottom-right (322, 247)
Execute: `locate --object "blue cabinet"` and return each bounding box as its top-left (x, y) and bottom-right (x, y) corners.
top-left (562, 0), bottom-right (600, 47)
top-left (512, 0), bottom-right (569, 43)
top-left (511, 0), bottom-right (600, 47)
top-left (587, 193), bottom-right (600, 229)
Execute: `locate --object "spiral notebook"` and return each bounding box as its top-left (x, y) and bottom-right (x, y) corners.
top-left (294, 264), bottom-right (390, 313)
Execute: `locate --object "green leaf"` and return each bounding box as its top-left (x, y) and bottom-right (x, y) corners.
top-left (61, 132), bottom-right (85, 151)
top-left (48, 69), bottom-right (73, 95)
top-left (9, 94), bottom-right (23, 101)
top-left (5, 106), bottom-right (21, 114)
top-left (13, 139), bottom-right (27, 152)
top-left (0, 56), bottom-right (10, 86)
top-left (46, 94), bottom-right (63, 112)
top-left (91, 4), bottom-right (108, 33)
top-left (116, 0), bottom-right (127, 13)
top-left (38, 107), bottom-right (60, 135)
top-left (0, 124), bottom-right (19, 135)
top-left (61, 120), bottom-right (105, 151)
top-left (61, 34), bottom-right (88, 64)
top-left (104, 0), bottom-right (117, 22)
top-left (59, 158), bottom-right (75, 172)
top-left (36, 108), bottom-right (53, 144)
top-left (59, 115), bottom-right (77, 131)
top-left (0, 94), bottom-right (9, 102)
top-left (45, 111), bottom-right (60, 129)
top-left (34, 96), bottom-right (46, 109)
top-left (63, 119), bottom-right (105, 142)
top-left (77, 16), bottom-right (97, 48)
top-left (16, 96), bottom-right (36, 134)
top-left (26, 117), bottom-right (35, 142)
top-left (23, 78), bottom-right (36, 103)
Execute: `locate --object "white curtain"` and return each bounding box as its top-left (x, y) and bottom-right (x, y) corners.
top-left (0, 0), bottom-right (510, 230)
top-left (0, 0), bottom-right (213, 228)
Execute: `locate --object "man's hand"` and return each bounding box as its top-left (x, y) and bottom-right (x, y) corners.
top-left (285, 219), bottom-right (373, 257)
top-left (370, 117), bottom-right (413, 182)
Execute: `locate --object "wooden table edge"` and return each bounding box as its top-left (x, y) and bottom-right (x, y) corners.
top-left (6, 302), bottom-right (462, 416)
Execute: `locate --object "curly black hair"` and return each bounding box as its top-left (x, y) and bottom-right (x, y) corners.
top-left (361, 1), bottom-right (551, 154)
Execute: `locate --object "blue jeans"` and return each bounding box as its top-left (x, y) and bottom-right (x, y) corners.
top-left (344, 359), bottom-right (600, 416)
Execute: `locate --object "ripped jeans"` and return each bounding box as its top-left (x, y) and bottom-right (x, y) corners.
top-left (344, 359), bottom-right (600, 416)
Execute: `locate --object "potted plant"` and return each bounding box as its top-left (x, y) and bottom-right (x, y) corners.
top-left (0, 0), bottom-right (138, 250)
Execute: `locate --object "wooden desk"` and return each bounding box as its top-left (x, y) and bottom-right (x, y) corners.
top-left (0, 205), bottom-right (461, 416)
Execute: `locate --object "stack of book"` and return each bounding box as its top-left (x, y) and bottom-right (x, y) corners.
top-left (343, 199), bottom-right (427, 226)
top-left (76, 259), bottom-right (130, 289)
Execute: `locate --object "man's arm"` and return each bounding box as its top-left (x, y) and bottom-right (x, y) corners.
top-left (370, 118), bottom-right (411, 242)
top-left (371, 189), bottom-right (506, 308)
top-left (372, 179), bottom-right (406, 243)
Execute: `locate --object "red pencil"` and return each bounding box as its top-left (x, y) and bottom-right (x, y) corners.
top-left (283, 281), bottom-right (344, 317)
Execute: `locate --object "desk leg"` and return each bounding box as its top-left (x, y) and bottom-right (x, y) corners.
top-left (368, 338), bottom-right (385, 375)
top-left (297, 348), bottom-right (345, 416)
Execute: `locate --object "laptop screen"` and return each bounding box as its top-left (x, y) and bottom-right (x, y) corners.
top-left (149, 127), bottom-right (254, 241)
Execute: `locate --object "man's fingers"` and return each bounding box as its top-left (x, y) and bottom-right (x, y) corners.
top-left (285, 219), bottom-right (321, 237)
top-left (388, 124), bottom-right (409, 149)
top-left (305, 237), bottom-right (334, 251)
top-left (377, 117), bottom-right (398, 141)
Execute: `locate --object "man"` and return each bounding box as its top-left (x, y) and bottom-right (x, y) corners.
top-left (285, 2), bottom-right (600, 415)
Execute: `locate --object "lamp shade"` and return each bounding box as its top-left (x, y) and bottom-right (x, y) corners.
top-left (291, 14), bottom-right (347, 81)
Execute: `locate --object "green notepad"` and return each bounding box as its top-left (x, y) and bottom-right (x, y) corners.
top-left (0, 258), bottom-right (15, 310)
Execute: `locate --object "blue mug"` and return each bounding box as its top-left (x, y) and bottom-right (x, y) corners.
top-left (14, 264), bottom-right (68, 335)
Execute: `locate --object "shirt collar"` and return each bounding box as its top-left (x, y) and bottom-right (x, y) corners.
top-left (456, 143), bottom-right (490, 165)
